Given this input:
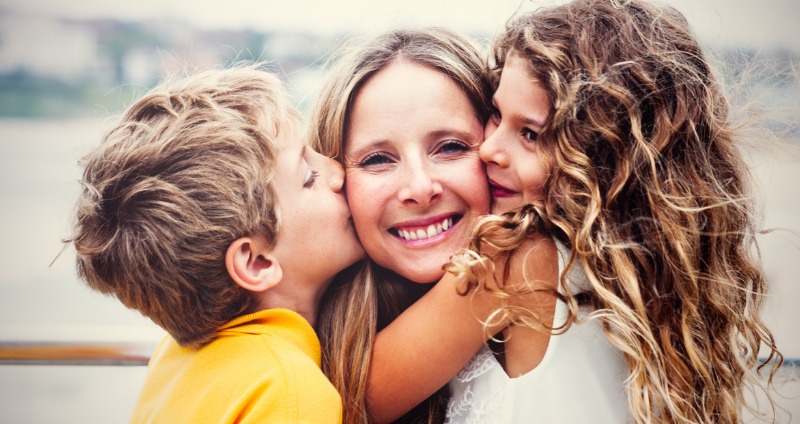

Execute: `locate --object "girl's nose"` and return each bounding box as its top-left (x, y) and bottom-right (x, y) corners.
top-left (480, 125), bottom-right (510, 168)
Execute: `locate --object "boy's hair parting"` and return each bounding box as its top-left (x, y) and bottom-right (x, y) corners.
top-left (310, 27), bottom-right (493, 423)
top-left (71, 64), bottom-right (300, 349)
top-left (451, 0), bottom-right (783, 422)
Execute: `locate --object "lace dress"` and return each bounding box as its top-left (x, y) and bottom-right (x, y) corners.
top-left (445, 244), bottom-right (632, 424)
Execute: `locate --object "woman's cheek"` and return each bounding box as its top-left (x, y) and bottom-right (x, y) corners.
top-left (345, 171), bottom-right (388, 229)
top-left (453, 157), bottom-right (490, 216)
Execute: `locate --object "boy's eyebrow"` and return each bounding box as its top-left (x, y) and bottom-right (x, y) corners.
top-left (297, 144), bottom-right (307, 174)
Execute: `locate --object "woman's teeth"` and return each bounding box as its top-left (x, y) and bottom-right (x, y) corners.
top-left (397, 217), bottom-right (452, 241)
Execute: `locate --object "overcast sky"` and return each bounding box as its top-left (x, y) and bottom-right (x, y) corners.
top-left (1, 0), bottom-right (798, 51)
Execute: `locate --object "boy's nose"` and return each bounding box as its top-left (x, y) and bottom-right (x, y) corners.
top-left (325, 157), bottom-right (345, 192)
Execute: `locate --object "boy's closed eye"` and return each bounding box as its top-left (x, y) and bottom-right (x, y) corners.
top-left (304, 169), bottom-right (319, 188)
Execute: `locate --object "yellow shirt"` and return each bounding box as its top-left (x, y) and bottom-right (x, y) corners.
top-left (130, 308), bottom-right (342, 424)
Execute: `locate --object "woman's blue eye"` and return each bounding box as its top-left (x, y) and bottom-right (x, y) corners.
top-left (304, 170), bottom-right (319, 188)
top-left (360, 153), bottom-right (392, 167)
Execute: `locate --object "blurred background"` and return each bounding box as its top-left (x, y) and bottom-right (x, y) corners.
top-left (0, 0), bottom-right (798, 422)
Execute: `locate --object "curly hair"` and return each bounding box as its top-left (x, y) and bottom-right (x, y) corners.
top-left (71, 65), bottom-right (298, 349)
top-left (448, 0), bottom-right (783, 422)
top-left (309, 27), bottom-right (493, 423)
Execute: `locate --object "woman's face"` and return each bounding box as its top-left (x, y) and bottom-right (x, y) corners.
top-left (480, 54), bottom-right (550, 214)
top-left (344, 60), bottom-right (490, 283)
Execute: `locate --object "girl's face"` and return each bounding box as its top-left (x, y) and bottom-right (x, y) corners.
top-left (344, 60), bottom-right (490, 284)
top-left (481, 54), bottom-right (550, 214)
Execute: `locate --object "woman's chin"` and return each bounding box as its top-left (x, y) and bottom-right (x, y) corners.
top-left (395, 267), bottom-right (445, 285)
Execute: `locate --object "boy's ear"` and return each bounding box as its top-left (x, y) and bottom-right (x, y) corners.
top-left (225, 237), bottom-right (282, 292)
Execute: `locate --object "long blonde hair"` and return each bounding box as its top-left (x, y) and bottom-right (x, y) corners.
top-left (310, 27), bottom-right (493, 423)
top-left (450, 0), bottom-right (782, 422)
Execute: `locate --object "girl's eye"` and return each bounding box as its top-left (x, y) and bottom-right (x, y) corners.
top-left (303, 170), bottom-right (319, 188)
top-left (360, 152), bottom-right (393, 167)
top-left (489, 106), bottom-right (501, 125)
top-left (522, 128), bottom-right (538, 143)
top-left (439, 139), bottom-right (469, 154)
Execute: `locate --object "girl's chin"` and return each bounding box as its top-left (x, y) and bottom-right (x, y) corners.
top-left (491, 198), bottom-right (525, 215)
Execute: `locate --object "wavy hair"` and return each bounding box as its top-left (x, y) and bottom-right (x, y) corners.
top-left (310, 27), bottom-right (493, 423)
top-left (449, 0), bottom-right (782, 422)
top-left (71, 65), bottom-right (296, 348)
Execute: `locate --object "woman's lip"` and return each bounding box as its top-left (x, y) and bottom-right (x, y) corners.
top-left (391, 213), bottom-right (458, 229)
top-left (488, 179), bottom-right (517, 198)
top-left (390, 214), bottom-right (462, 245)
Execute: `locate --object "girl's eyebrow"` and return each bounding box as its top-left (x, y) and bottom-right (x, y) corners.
top-left (492, 96), bottom-right (546, 128)
top-left (521, 116), bottom-right (546, 128)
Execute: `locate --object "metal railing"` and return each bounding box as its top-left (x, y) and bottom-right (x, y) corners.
top-left (0, 341), bottom-right (156, 366)
top-left (1, 340), bottom-right (798, 378)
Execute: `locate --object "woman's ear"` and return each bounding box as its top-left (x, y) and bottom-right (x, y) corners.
top-left (225, 237), bottom-right (282, 292)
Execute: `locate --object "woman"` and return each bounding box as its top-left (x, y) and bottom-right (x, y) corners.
top-left (310, 27), bottom-right (522, 423)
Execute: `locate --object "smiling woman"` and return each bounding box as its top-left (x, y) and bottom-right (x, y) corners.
top-left (309, 27), bottom-right (497, 423)
top-left (1, 0), bottom-right (799, 422)
top-left (344, 60), bottom-right (489, 284)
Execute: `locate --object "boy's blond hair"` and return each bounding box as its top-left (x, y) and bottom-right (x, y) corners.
top-left (72, 65), bottom-right (300, 348)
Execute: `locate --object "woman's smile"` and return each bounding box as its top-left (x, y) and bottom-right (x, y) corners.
top-left (344, 60), bottom-right (489, 283)
top-left (389, 213), bottom-right (461, 245)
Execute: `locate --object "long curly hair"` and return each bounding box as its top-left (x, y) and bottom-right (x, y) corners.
top-left (449, 0), bottom-right (783, 422)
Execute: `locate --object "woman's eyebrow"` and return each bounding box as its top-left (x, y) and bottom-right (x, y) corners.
top-left (344, 139), bottom-right (392, 160)
top-left (427, 128), bottom-right (480, 143)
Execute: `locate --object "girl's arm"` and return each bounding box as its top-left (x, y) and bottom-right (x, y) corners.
top-left (366, 233), bottom-right (558, 423)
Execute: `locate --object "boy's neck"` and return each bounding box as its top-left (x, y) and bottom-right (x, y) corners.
top-left (251, 277), bottom-right (332, 327)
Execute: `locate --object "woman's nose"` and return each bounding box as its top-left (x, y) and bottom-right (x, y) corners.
top-left (397, 161), bottom-right (443, 207)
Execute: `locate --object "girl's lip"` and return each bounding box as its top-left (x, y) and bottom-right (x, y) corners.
top-left (488, 179), bottom-right (517, 198)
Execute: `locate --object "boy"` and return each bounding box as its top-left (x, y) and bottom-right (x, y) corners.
top-left (70, 65), bottom-right (364, 423)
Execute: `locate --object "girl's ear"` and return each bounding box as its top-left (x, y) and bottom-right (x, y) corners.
top-left (225, 237), bottom-right (282, 292)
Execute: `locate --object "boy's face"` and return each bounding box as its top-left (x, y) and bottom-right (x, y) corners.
top-left (269, 134), bottom-right (365, 287)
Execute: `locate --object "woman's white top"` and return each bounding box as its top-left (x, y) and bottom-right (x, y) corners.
top-left (445, 243), bottom-right (632, 424)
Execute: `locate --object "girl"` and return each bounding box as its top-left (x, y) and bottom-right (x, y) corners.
top-left (446, 0), bottom-right (783, 422)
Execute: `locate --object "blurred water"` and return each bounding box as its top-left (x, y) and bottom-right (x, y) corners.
top-left (0, 118), bottom-right (798, 422)
top-left (0, 118), bottom-right (161, 330)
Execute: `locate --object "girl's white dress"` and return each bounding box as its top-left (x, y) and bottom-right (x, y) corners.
top-left (445, 243), bottom-right (632, 424)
